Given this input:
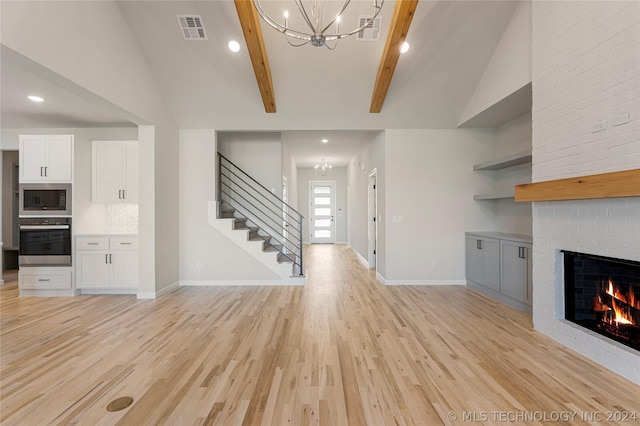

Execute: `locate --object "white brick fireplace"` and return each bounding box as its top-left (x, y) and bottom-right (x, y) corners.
top-left (532, 1), bottom-right (640, 384)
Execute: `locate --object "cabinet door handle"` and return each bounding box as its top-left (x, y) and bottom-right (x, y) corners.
top-left (118, 190), bottom-right (122, 199)
top-left (477, 240), bottom-right (482, 250)
top-left (38, 278), bottom-right (51, 282)
top-left (40, 166), bottom-right (44, 177)
top-left (519, 247), bottom-right (526, 259)
top-left (123, 189), bottom-right (126, 199)
top-left (105, 254), bottom-right (109, 264)
top-left (119, 242), bottom-right (132, 245)
top-left (109, 254), bottom-right (113, 264)
top-left (44, 166), bottom-right (48, 177)
top-left (87, 242), bottom-right (99, 245)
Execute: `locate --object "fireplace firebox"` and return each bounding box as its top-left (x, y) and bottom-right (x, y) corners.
top-left (564, 251), bottom-right (640, 352)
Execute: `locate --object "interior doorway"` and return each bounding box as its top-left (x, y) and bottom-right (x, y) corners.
top-left (368, 169), bottom-right (377, 269)
top-left (309, 181), bottom-right (336, 244)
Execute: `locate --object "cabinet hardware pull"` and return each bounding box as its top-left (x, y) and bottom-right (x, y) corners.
top-left (123, 189), bottom-right (126, 199)
top-left (118, 190), bottom-right (122, 199)
top-left (109, 254), bottom-right (113, 264)
top-left (477, 240), bottom-right (482, 250)
top-left (40, 166), bottom-right (44, 177)
top-left (105, 254), bottom-right (109, 264)
top-left (87, 242), bottom-right (99, 245)
top-left (120, 242), bottom-right (132, 245)
top-left (44, 166), bottom-right (48, 177)
top-left (38, 278), bottom-right (51, 282)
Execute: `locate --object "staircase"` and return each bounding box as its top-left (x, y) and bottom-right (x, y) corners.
top-left (214, 153), bottom-right (304, 280)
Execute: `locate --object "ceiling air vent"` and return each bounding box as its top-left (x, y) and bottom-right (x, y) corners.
top-left (177, 15), bottom-right (207, 40)
top-left (356, 16), bottom-right (382, 41)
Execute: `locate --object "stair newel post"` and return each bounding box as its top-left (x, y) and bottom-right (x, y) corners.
top-left (217, 153), bottom-right (222, 219)
top-left (299, 216), bottom-right (304, 275)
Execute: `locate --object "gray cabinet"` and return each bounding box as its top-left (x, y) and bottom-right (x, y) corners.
top-left (466, 232), bottom-right (533, 314)
top-left (465, 235), bottom-right (500, 292)
top-left (500, 240), bottom-right (533, 305)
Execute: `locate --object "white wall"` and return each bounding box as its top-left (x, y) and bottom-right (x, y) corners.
top-left (494, 112), bottom-right (532, 235)
top-left (179, 130), bottom-right (281, 282)
top-left (382, 129), bottom-right (495, 284)
top-left (217, 132), bottom-right (283, 198)
top-left (347, 140), bottom-right (377, 262)
top-left (2, 1), bottom-right (180, 295)
top-left (2, 151), bottom-right (18, 248)
top-left (281, 136), bottom-right (299, 212)
top-left (297, 167), bottom-right (348, 244)
top-left (532, 0), bottom-right (640, 384)
top-left (460, 0), bottom-right (532, 124)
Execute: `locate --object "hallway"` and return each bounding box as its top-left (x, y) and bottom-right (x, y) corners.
top-left (1, 244), bottom-right (639, 424)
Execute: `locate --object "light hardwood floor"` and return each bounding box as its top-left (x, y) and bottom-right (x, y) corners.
top-left (1, 244), bottom-right (639, 425)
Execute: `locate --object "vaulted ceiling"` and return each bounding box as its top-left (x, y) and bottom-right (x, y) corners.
top-left (1, 0), bottom-right (519, 162)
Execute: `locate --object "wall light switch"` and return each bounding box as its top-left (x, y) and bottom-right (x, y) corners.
top-left (393, 215), bottom-right (404, 223)
top-left (591, 120), bottom-right (607, 133)
top-left (612, 112), bottom-right (630, 127)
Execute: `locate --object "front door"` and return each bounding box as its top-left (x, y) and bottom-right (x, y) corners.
top-left (310, 181), bottom-right (336, 244)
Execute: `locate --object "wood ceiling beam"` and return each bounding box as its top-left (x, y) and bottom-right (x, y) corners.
top-left (370, 0), bottom-right (418, 113)
top-left (234, 0), bottom-right (277, 113)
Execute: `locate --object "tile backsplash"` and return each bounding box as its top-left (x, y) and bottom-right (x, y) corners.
top-left (106, 204), bottom-right (138, 234)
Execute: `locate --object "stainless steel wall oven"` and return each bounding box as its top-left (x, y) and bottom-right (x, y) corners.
top-left (19, 217), bottom-right (72, 266)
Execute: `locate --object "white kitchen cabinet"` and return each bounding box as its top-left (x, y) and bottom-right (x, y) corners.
top-left (466, 232), bottom-right (533, 314)
top-left (92, 141), bottom-right (138, 203)
top-left (19, 135), bottom-right (73, 182)
top-left (76, 236), bottom-right (138, 291)
top-left (18, 267), bottom-right (74, 297)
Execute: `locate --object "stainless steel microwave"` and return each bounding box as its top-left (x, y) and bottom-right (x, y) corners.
top-left (19, 183), bottom-right (72, 216)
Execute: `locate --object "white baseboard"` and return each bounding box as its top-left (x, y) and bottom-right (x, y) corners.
top-left (180, 278), bottom-right (305, 286)
top-left (376, 271), bottom-right (386, 284)
top-left (349, 245), bottom-right (369, 268)
top-left (383, 279), bottom-right (467, 286)
top-left (136, 280), bottom-right (180, 299)
top-left (81, 289), bottom-right (137, 295)
top-left (157, 281), bottom-right (180, 297)
top-left (136, 292), bottom-right (156, 299)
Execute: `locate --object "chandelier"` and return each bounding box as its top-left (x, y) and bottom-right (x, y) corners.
top-left (253, 0), bottom-right (384, 49)
top-left (314, 159), bottom-right (332, 177)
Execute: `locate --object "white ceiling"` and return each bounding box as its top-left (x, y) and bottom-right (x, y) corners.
top-left (0, 0), bottom-right (519, 165)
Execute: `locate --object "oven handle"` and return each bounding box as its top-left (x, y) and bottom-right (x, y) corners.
top-left (19, 225), bottom-right (70, 230)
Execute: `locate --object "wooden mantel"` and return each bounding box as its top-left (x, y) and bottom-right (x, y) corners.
top-left (514, 168), bottom-right (640, 202)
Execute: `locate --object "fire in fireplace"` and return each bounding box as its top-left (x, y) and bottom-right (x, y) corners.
top-left (564, 251), bottom-right (640, 351)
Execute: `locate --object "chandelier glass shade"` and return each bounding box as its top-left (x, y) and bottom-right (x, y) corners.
top-left (314, 160), bottom-right (332, 177)
top-left (253, 0), bottom-right (384, 49)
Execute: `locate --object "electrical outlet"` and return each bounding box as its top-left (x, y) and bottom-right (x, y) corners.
top-left (591, 120), bottom-right (607, 133)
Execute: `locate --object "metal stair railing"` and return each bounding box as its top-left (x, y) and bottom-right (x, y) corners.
top-left (217, 152), bottom-right (304, 276)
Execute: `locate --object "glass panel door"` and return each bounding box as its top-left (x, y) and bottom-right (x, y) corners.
top-left (310, 181), bottom-right (335, 244)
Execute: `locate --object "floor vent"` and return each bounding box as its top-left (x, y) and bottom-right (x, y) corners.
top-left (177, 15), bottom-right (207, 40)
top-left (356, 16), bottom-right (382, 41)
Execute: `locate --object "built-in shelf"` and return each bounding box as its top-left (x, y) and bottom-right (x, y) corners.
top-left (473, 191), bottom-right (515, 200)
top-left (473, 149), bottom-right (532, 171)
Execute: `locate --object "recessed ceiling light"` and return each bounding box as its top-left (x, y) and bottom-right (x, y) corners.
top-left (228, 40), bottom-right (241, 53)
top-left (400, 41), bottom-right (410, 54)
top-left (321, 139), bottom-right (328, 143)
top-left (28, 95), bottom-right (45, 102)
